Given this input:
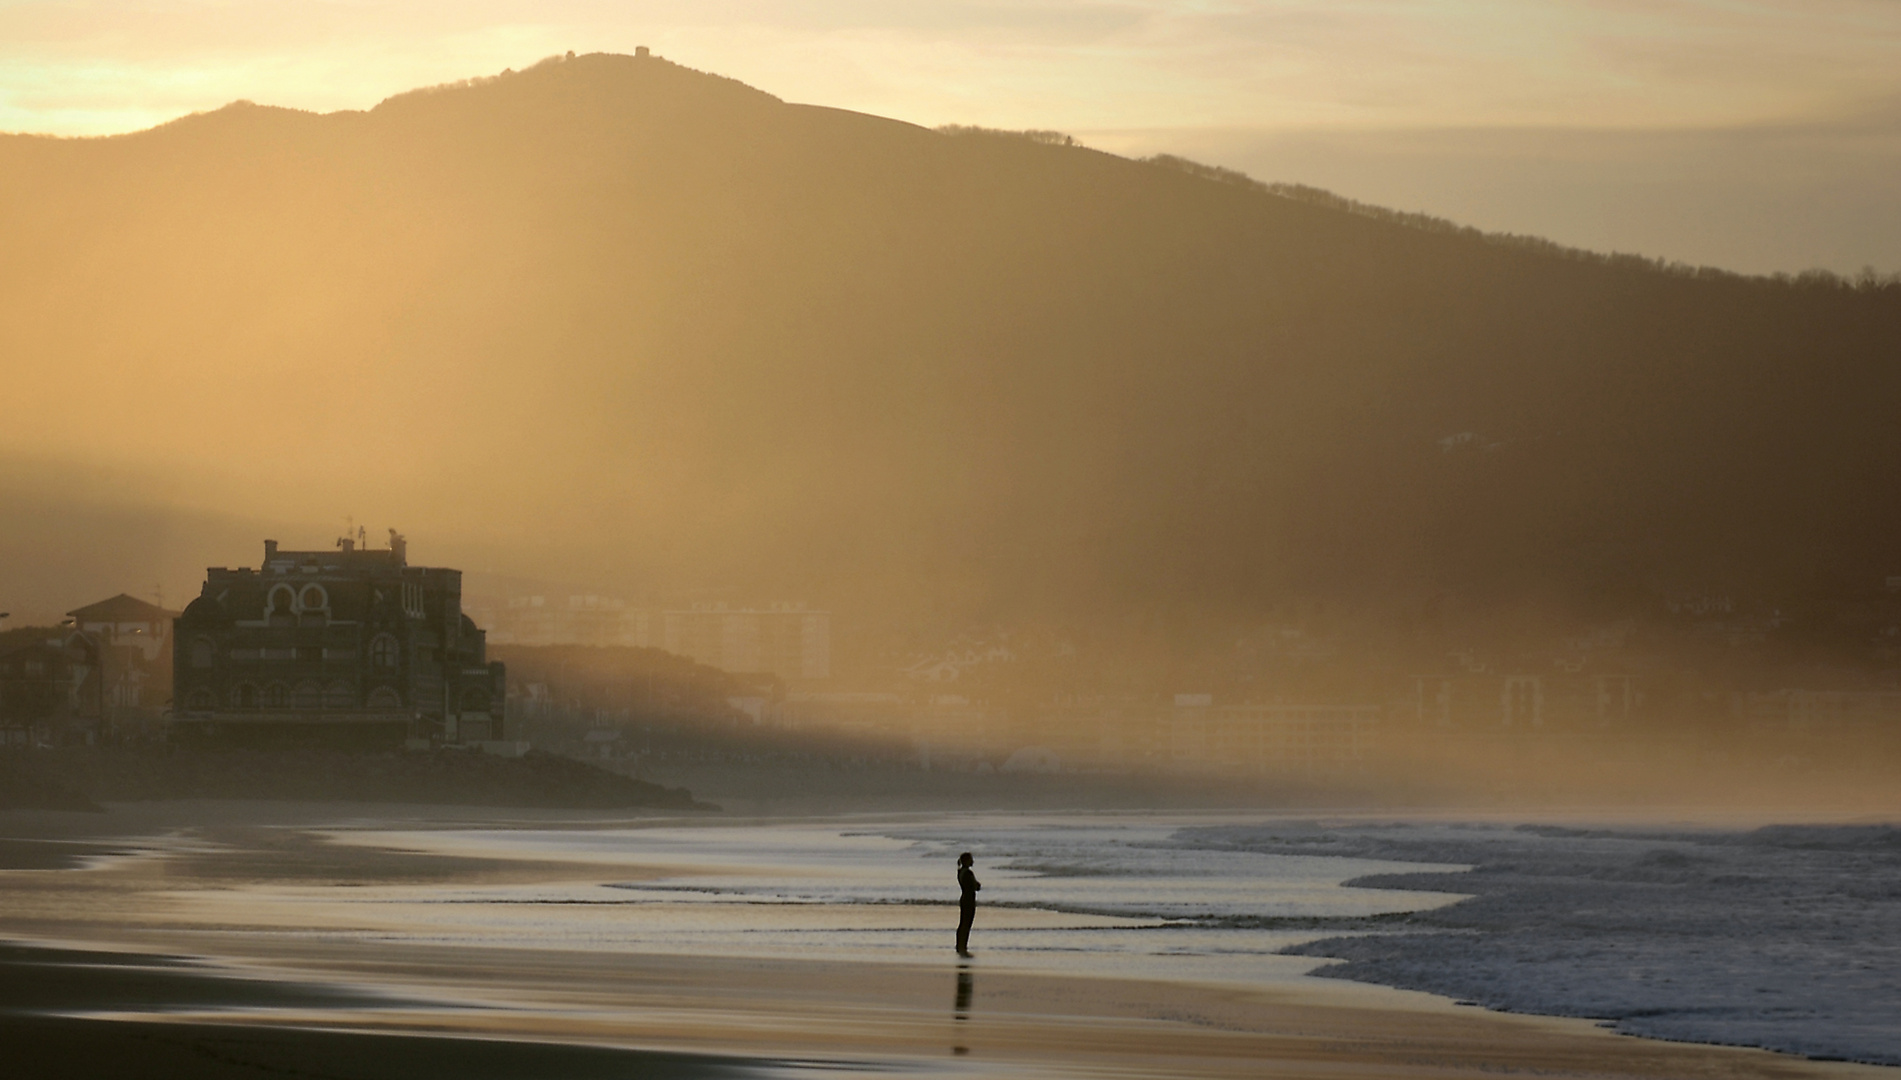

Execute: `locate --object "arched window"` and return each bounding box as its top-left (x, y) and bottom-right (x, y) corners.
top-left (299, 585), bottom-right (327, 612)
top-left (367, 686), bottom-right (403, 710)
top-left (293, 681), bottom-right (322, 709)
top-left (323, 680), bottom-right (354, 708)
top-left (185, 687), bottom-right (216, 710)
top-left (264, 683), bottom-right (289, 708)
top-left (269, 586), bottom-right (297, 615)
top-left (190, 638), bottom-right (216, 668)
top-left (232, 683), bottom-right (259, 709)
top-left (369, 634), bottom-right (401, 671)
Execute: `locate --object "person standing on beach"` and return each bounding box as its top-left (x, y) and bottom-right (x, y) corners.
top-left (955, 851), bottom-right (981, 956)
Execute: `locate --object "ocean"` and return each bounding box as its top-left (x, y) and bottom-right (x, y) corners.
top-left (225, 814), bottom-right (1471, 989)
top-left (143, 811), bottom-right (1901, 1067)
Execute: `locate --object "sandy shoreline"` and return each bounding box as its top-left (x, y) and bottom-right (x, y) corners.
top-left (0, 940), bottom-right (722, 1080)
top-left (0, 940), bottom-right (759, 1080)
top-left (9, 932), bottom-right (1890, 1080)
top-left (1, 800), bottom-right (1893, 1080)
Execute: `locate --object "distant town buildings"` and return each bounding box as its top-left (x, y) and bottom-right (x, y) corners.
top-left (0, 636), bottom-right (97, 745)
top-left (468, 594), bottom-right (833, 682)
top-left (0, 594), bottom-right (177, 745)
top-left (171, 536), bottom-right (505, 746)
top-left (1412, 669), bottom-right (1639, 730)
top-left (663, 603), bottom-right (831, 681)
top-left (899, 640), bottom-right (1018, 683)
top-left (1168, 697), bottom-right (1381, 775)
top-left (68, 594), bottom-right (176, 716)
top-left (895, 627), bottom-right (1080, 685)
top-left (1732, 690), bottom-right (1901, 733)
top-left (473, 594), bottom-right (657, 648)
top-left (8, 552), bottom-right (1901, 780)
top-left (777, 691), bottom-right (905, 730)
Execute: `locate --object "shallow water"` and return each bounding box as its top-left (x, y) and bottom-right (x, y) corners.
top-left (200, 814), bottom-right (1471, 989)
top-left (1187, 820), bottom-right (1901, 1066)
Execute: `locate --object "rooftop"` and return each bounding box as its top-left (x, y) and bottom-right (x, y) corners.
top-left (66, 593), bottom-right (178, 622)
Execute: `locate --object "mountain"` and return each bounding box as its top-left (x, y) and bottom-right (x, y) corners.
top-left (3, 52), bottom-right (1898, 633)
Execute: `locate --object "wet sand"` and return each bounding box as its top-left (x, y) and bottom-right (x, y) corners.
top-left (0, 940), bottom-right (756, 1079)
top-left (1, 801), bottom-right (1893, 1080)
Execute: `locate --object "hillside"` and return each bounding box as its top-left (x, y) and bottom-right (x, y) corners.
top-left (3, 52), bottom-right (1898, 634)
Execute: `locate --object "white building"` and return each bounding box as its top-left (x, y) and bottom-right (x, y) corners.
top-left (663, 603), bottom-right (831, 681)
top-left (472, 594), bottom-right (657, 648)
top-left (67, 593), bottom-right (177, 715)
top-left (1733, 690), bottom-right (1901, 732)
top-left (1169, 700), bottom-right (1381, 775)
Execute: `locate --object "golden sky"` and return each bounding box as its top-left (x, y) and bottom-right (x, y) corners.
top-left (3, 1), bottom-right (1898, 272)
top-left (4, 0), bottom-right (1899, 136)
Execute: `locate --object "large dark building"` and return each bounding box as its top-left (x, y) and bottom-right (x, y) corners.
top-left (172, 535), bottom-right (504, 746)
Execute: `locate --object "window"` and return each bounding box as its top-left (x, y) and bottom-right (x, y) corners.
top-left (293, 681), bottom-right (322, 709)
top-left (367, 686), bottom-right (403, 710)
top-left (263, 683), bottom-right (289, 708)
top-left (460, 687), bottom-right (490, 711)
top-left (370, 634), bottom-right (401, 671)
top-left (299, 585), bottom-right (327, 611)
top-left (232, 684), bottom-right (259, 709)
top-left (185, 688), bottom-right (215, 710)
top-left (269, 586), bottom-right (296, 615)
top-left (191, 638), bottom-right (216, 668)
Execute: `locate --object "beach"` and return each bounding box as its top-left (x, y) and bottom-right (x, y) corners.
top-left (0, 801), bottom-right (1892, 1080)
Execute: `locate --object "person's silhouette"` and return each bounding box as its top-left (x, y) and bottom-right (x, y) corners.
top-left (955, 851), bottom-right (981, 956)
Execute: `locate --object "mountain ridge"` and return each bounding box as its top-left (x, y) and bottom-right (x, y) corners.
top-left (2, 51), bottom-right (1898, 637)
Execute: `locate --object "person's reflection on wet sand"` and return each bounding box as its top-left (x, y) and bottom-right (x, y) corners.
top-left (952, 962), bottom-right (972, 1055)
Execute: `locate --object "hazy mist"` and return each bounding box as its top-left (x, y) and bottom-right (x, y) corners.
top-left (7, 53), bottom-right (1899, 617)
top-left (1094, 103), bottom-right (1901, 277)
top-left (2, 53), bottom-right (1899, 807)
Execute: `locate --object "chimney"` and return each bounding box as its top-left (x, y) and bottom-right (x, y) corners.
top-left (389, 529), bottom-right (408, 567)
top-left (635, 45), bottom-right (650, 58)
top-left (264, 539), bottom-right (278, 561)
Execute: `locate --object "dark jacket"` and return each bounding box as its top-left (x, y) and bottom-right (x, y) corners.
top-left (957, 865), bottom-right (981, 904)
